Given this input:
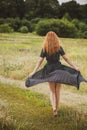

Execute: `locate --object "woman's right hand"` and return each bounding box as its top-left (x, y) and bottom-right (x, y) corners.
top-left (74, 66), bottom-right (80, 71)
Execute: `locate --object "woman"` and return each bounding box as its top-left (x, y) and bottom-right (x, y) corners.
top-left (25, 31), bottom-right (87, 116)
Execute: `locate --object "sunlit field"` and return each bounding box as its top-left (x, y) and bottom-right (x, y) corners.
top-left (0, 33), bottom-right (87, 91)
top-left (0, 33), bottom-right (87, 130)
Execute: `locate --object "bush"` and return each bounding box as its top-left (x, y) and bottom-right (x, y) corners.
top-left (78, 22), bottom-right (87, 33)
top-left (0, 17), bottom-right (34, 32)
top-left (6, 18), bottom-right (34, 32)
top-left (19, 26), bottom-right (28, 33)
top-left (72, 19), bottom-right (80, 29)
top-left (21, 19), bottom-right (33, 32)
top-left (30, 18), bottom-right (42, 32)
top-left (31, 18), bottom-right (42, 24)
top-left (72, 19), bottom-right (87, 38)
top-left (62, 13), bottom-right (71, 21)
top-left (59, 19), bottom-right (77, 38)
top-left (0, 18), bottom-right (5, 25)
top-left (6, 17), bottom-right (21, 31)
top-left (73, 19), bottom-right (87, 32)
top-left (36, 19), bottom-right (51, 36)
top-left (0, 24), bottom-right (14, 33)
top-left (36, 19), bottom-right (77, 38)
top-left (82, 31), bottom-right (87, 38)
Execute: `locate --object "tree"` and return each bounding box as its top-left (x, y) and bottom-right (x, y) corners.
top-left (15, 0), bottom-right (25, 18)
top-left (79, 4), bottom-right (87, 23)
top-left (0, 0), bottom-right (25, 18)
top-left (60, 0), bottom-right (80, 19)
top-left (25, 0), bottom-right (60, 19)
top-left (0, 0), bottom-right (17, 18)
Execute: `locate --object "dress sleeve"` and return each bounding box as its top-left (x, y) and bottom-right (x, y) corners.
top-left (59, 46), bottom-right (65, 56)
top-left (40, 49), bottom-right (46, 58)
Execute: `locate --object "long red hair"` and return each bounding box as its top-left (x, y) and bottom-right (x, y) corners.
top-left (43, 31), bottom-right (60, 55)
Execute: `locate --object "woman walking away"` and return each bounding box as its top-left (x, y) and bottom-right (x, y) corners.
top-left (25, 31), bottom-right (87, 117)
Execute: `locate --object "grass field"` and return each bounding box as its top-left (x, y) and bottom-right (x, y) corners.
top-left (0, 33), bottom-right (87, 130)
top-left (0, 83), bottom-right (87, 130)
top-left (0, 33), bottom-right (87, 91)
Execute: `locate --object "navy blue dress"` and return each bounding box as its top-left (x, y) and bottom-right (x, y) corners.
top-left (25, 47), bottom-right (87, 89)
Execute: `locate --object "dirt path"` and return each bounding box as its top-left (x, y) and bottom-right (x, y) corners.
top-left (0, 75), bottom-right (87, 113)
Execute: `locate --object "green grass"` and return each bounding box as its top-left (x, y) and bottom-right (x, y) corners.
top-left (0, 33), bottom-right (87, 129)
top-left (0, 33), bottom-right (87, 92)
top-left (0, 33), bottom-right (44, 80)
top-left (0, 83), bottom-right (87, 130)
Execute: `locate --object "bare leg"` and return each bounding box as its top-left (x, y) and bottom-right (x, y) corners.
top-left (48, 82), bottom-right (57, 116)
top-left (55, 83), bottom-right (61, 111)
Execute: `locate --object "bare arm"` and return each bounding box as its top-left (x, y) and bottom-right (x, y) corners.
top-left (29, 57), bottom-right (44, 77)
top-left (62, 54), bottom-right (79, 71)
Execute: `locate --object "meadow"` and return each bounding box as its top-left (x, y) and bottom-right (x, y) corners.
top-left (0, 33), bottom-right (87, 130)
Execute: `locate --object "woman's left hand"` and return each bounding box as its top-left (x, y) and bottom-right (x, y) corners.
top-left (29, 72), bottom-right (35, 78)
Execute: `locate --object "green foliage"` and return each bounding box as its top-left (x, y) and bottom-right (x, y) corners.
top-left (31, 18), bottom-right (42, 24)
top-left (79, 4), bottom-right (87, 24)
top-left (3, 18), bottom-right (33, 32)
top-left (78, 22), bottom-right (87, 33)
top-left (36, 19), bottom-right (51, 36)
top-left (30, 18), bottom-right (42, 31)
top-left (0, 17), bottom-right (87, 38)
top-left (60, 0), bottom-right (80, 19)
top-left (19, 26), bottom-right (29, 33)
top-left (0, 24), bottom-right (14, 33)
top-left (62, 13), bottom-right (71, 21)
top-left (0, 0), bottom-right (25, 18)
top-left (25, 0), bottom-right (60, 19)
top-left (6, 17), bottom-right (21, 31)
top-left (82, 31), bottom-right (87, 38)
top-left (72, 19), bottom-right (87, 32)
top-left (72, 19), bottom-right (87, 38)
top-left (0, 0), bottom-right (87, 23)
top-left (36, 19), bottom-right (77, 38)
top-left (60, 19), bottom-right (77, 38)
top-left (72, 19), bottom-right (80, 29)
top-left (0, 18), bottom-right (5, 24)
top-left (21, 19), bottom-right (33, 32)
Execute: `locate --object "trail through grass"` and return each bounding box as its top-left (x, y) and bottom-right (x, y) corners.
top-left (0, 75), bottom-right (87, 111)
top-left (0, 83), bottom-right (87, 130)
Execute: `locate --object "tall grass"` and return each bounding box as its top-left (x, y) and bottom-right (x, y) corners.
top-left (0, 33), bottom-right (87, 130)
top-left (0, 83), bottom-right (87, 130)
top-left (0, 33), bottom-right (87, 92)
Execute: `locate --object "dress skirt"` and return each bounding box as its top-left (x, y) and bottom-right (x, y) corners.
top-left (25, 63), bottom-right (87, 90)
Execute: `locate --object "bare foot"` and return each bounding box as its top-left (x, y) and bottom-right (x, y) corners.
top-left (53, 110), bottom-right (57, 117)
